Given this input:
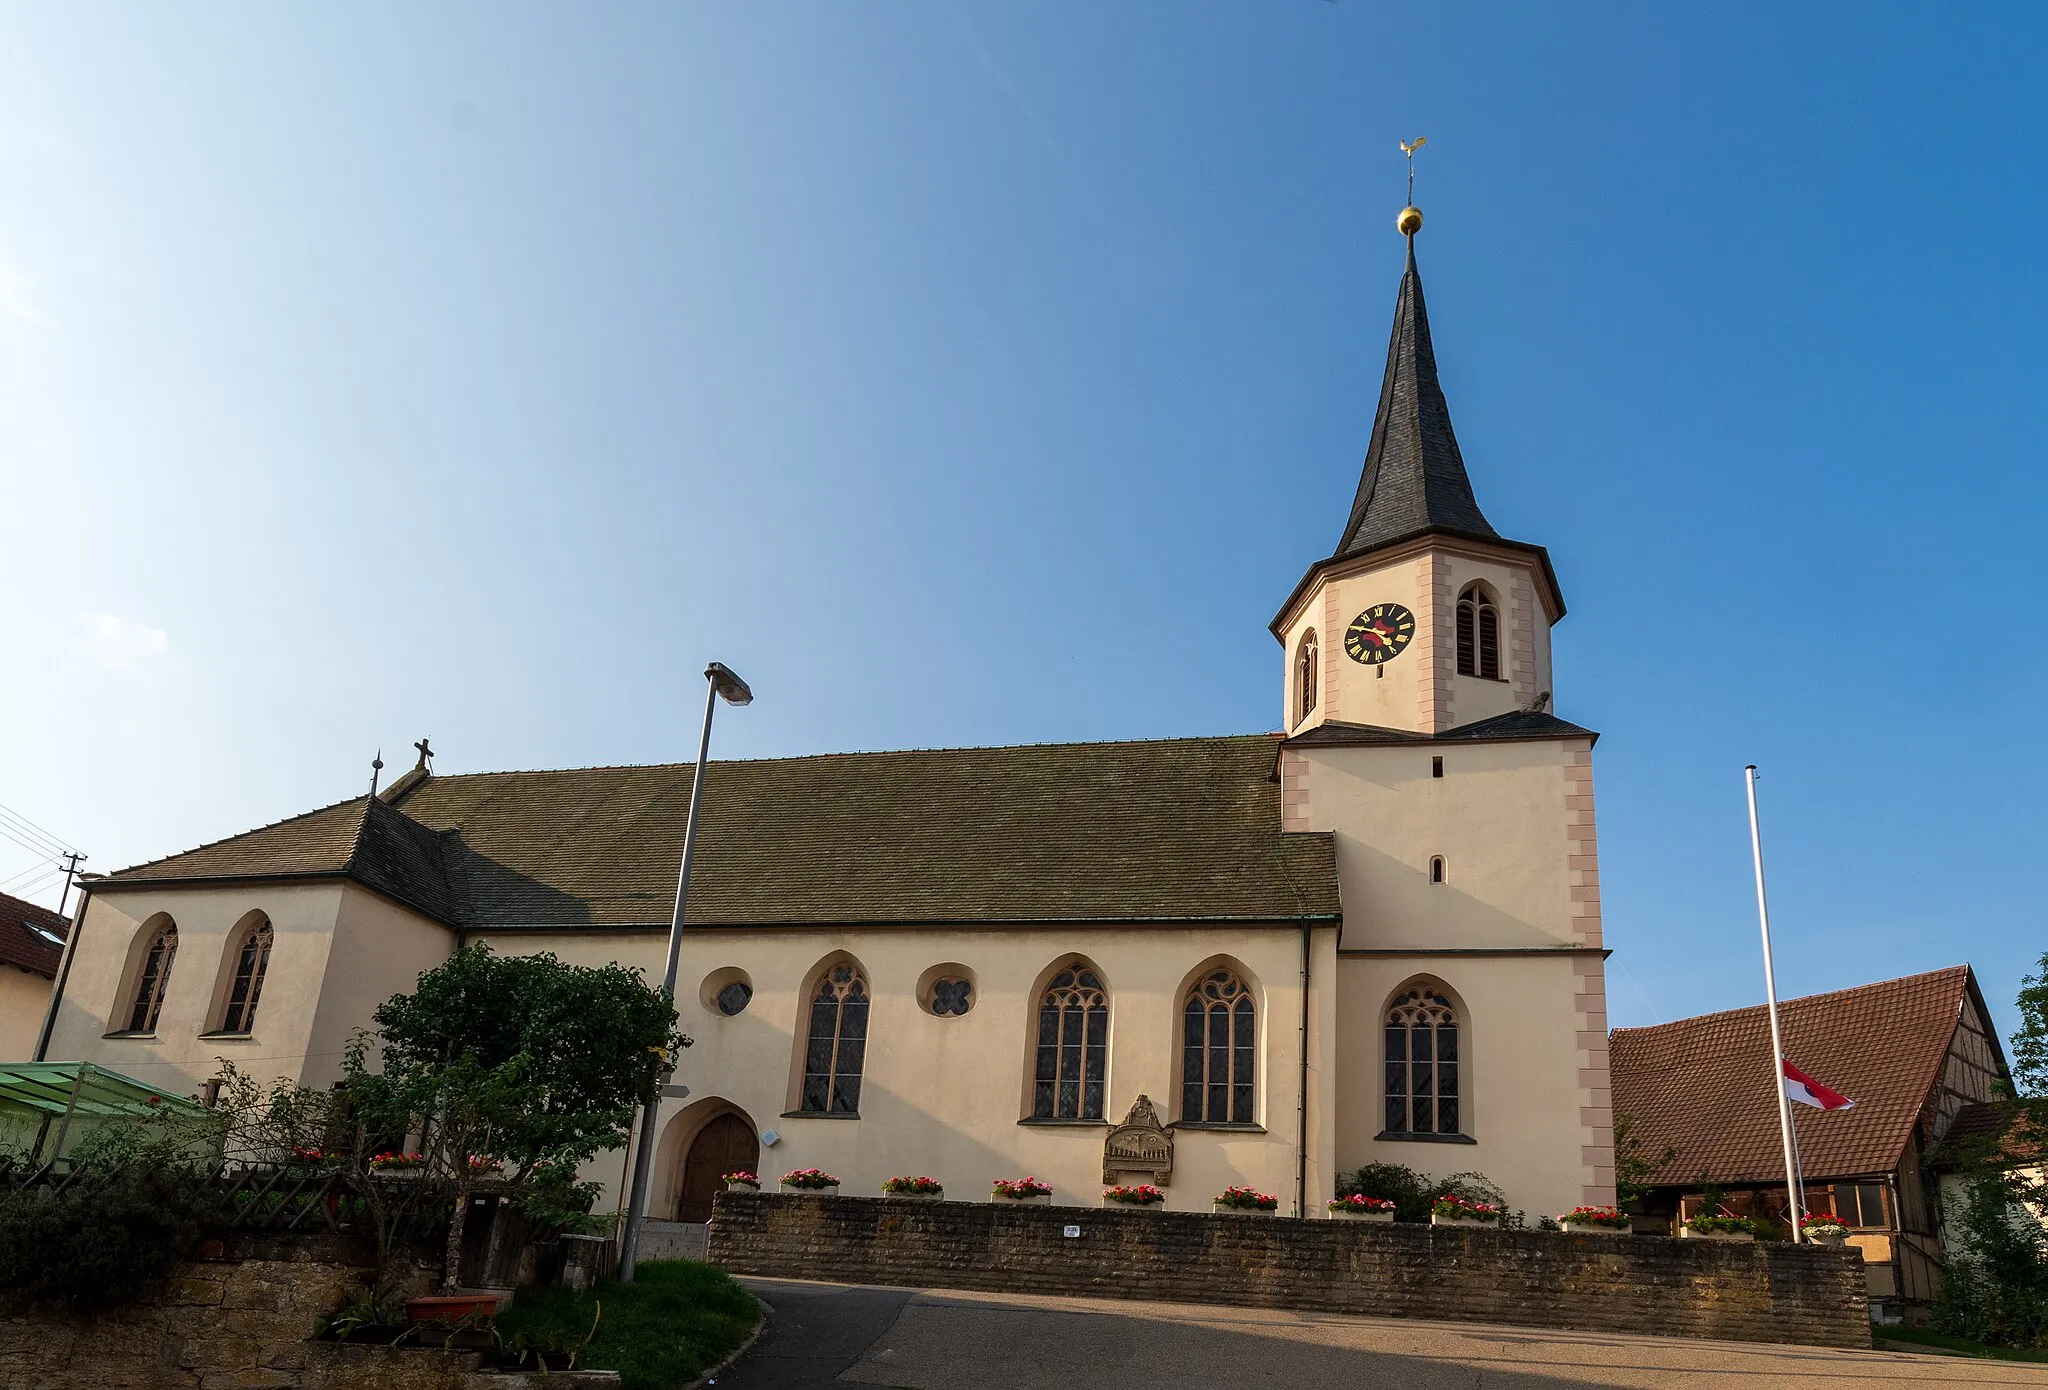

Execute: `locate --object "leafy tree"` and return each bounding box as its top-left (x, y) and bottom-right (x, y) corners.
top-left (372, 946), bottom-right (689, 1171)
top-left (1613, 1111), bottom-right (1674, 1208)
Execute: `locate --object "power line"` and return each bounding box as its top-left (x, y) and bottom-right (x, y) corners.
top-left (0, 858), bottom-right (61, 893)
top-left (0, 805), bottom-right (72, 859)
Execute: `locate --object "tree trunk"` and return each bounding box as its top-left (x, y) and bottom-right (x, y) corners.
top-left (443, 1176), bottom-right (471, 1292)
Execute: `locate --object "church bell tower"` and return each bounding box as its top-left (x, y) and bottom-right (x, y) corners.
top-left (1272, 199), bottom-right (1567, 737)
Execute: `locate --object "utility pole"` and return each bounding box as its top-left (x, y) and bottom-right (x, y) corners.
top-left (55, 851), bottom-right (85, 919)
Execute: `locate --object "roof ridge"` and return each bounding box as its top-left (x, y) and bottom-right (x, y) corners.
top-left (407, 732), bottom-right (1288, 782)
top-left (1609, 964), bottom-right (1973, 1036)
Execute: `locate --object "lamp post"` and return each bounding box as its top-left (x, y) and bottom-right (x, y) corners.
top-left (617, 661), bottom-right (753, 1282)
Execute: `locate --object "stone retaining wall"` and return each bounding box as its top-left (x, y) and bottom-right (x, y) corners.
top-left (0, 1234), bottom-right (617, 1390)
top-left (707, 1192), bottom-right (1870, 1349)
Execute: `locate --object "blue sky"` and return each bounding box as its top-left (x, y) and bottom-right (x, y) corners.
top-left (2, 3), bottom-right (2042, 1044)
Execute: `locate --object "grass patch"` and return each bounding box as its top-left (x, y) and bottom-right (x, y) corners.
top-left (1880, 1324), bottom-right (2048, 1362)
top-left (493, 1259), bottom-right (760, 1390)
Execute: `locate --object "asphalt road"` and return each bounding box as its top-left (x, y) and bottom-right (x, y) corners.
top-left (719, 1277), bottom-right (2048, 1389)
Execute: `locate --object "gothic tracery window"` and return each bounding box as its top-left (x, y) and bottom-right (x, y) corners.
top-left (128, 922), bottom-right (178, 1034)
top-left (218, 918), bottom-right (273, 1034)
top-left (800, 963), bottom-right (869, 1114)
top-left (1034, 966), bottom-right (1108, 1120)
top-left (1456, 584), bottom-right (1500, 680)
top-left (1296, 630), bottom-right (1319, 722)
top-left (1181, 970), bottom-right (1255, 1124)
top-left (1385, 986), bottom-right (1460, 1136)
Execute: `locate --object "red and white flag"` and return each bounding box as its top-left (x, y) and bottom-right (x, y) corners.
top-left (1782, 1059), bottom-right (1855, 1111)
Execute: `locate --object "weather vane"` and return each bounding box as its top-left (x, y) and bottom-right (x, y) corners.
top-left (1397, 136), bottom-right (1427, 236)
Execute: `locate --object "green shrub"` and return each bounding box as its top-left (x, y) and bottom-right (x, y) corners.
top-left (1336, 1163), bottom-right (1509, 1224)
top-left (493, 1259), bottom-right (759, 1390)
top-left (1933, 1175), bottom-right (2048, 1349)
top-left (0, 1164), bottom-right (223, 1308)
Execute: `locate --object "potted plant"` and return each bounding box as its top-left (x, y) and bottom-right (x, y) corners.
top-left (368, 1150), bottom-right (426, 1177)
top-left (1430, 1195), bottom-right (1503, 1228)
top-left (780, 1167), bottom-right (840, 1196)
top-left (723, 1169), bottom-right (761, 1193)
top-left (883, 1175), bottom-right (944, 1201)
top-left (1558, 1204), bottom-right (1632, 1235)
top-left (992, 1176), bottom-right (1054, 1205)
top-left (1799, 1215), bottom-right (1850, 1248)
top-left (404, 1291), bottom-right (502, 1329)
top-left (1680, 1212), bottom-right (1756, 1242)
top-left (1102, 1183), bottom-right (1166, 1210)
top-left (1212, 1185), bottom-right (1279, 1215)
top-left (1326, 1194), bottom-right (1396, 1222)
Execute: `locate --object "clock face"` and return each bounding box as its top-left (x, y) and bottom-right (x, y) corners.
top-left (1344, 604), bottom-right (1416, 665)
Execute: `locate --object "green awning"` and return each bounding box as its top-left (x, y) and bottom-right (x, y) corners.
top-left (0, 1061), bottom-right (205, 1118)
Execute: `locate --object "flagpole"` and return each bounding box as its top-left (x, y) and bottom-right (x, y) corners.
top-left (1745, 764), bottom-right (1805, 1245)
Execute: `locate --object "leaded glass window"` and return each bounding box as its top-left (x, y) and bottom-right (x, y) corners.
top-left (1384, 987), bottom-right (1459, 1136)
top-left (1181, 970), bottom-right (1255, 1124)
top-left (800, 964), bottom-right (868, 1114)
top-left (219, 919), bottom-right (272, 1034)
top-left (128, 923), bottom-right (178, 1034)
top-left (716, 981), bottom-right (753, 1016)
top-left (1034, 967), bottom-right (1107, 1120)
top-left (931, 977), bottom-right (972, 1016)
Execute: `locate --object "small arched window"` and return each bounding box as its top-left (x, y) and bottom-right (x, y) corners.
top-left (1385, 986), bottom-right (1460, 1136)
top-left (1034, 965), bottom-right (1108, 1120)
top-left (1456, 584), bottom-right (1500, 680)
top-left (218, 919), bottom-right (273, 1034)
top-left (1430, 855), bottom-right (1446, 884)
top-left (800, 963), bottom-right (869, 1115)
top-left (1182, 970), bottom-right (1255, 1124)
top-left (128, 922), bottom-right (178, 1034)
top-left (1295, 630), bottom-right (1319, 723)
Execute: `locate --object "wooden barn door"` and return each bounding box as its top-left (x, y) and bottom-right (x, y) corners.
top-left (675, 1113), bottom-right (759, 1223)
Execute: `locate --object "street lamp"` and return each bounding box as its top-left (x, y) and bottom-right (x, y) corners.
top-left (617, 661), bottom-right (753, 1281)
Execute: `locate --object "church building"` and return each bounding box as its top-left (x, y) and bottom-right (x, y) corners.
top-left (35, 209), bottom-right (1616, 1224)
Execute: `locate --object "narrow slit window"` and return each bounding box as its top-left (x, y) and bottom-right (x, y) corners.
top-left (1431, 756), bottom-right (1444, 779)
top-left (1430, 856), bottom-right (1446, 884)
top-left (1296, 630), bottom-right (1319, 723)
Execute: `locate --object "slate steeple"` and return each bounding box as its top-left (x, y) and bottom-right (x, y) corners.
top-left (1333, 237), bottom-right (1498, 560)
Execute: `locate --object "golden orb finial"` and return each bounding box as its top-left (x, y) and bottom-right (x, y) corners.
top-left (1397, 205), bottom-right (1423, 236)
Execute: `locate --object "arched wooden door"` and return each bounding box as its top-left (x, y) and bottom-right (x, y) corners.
top-left (675, 1113), bottom-right (759, 1222)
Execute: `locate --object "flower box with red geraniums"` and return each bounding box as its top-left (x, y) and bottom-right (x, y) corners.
top-left (465, 1155), bottom-right (504, 1179)
top-left (1327, 1194), bottom-right (1397, 1222)
top-left (288, 1146), bottom-right (328, 1167)
top-left (1558, 1205), bottom-right (1632, 1235)
top-left (723, 1170), bottom-right (761, 1193)
top-left (1798, 1215), bottom-right (1849, 1247)
top-left (369, 1151), bottom-right (426, 1175)
top-left (1430, 1196), bottom-right (1503, 1228)
top-left (992, 1177), bottom-right (1054, 1205)
top-left (780, 1168), bottom-right (840, 1195)
top-left (1212, 1186), bottom-right (1279, 1215)
top-left (1680, 1213), bottom-right (1755, 1242)
top-left (1102, 1184), bottom-right (1166, 1209)
top-left (883, 1175), bottom-right (944, 1201)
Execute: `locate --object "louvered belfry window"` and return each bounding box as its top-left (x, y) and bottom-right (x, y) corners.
top-left (1181, 970), bottom-right (1255, 1124)
top-left (128, 923), bottom-right (179, 1033)
top-left (801, 963), bottom-right (869, 1114)
top-left (219, 919), bottom-right (273, 1034)
top-left (1456, 584), bottom-right (1500, 680)
top-left (1034, 967), bottom-right (1108, 1120)
top-left (1385, 987), bottom-right (1460, 1136)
